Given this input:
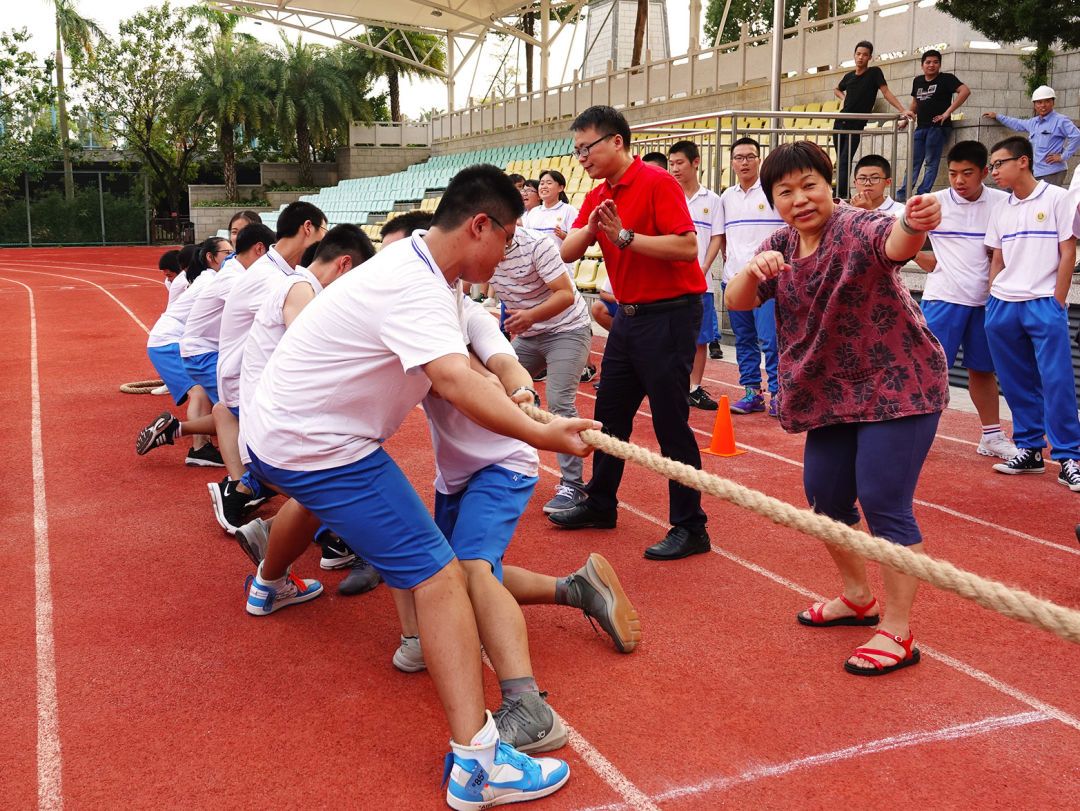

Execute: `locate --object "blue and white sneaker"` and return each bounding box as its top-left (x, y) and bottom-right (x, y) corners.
top-left (443, 725), bottom-right (569, 810)
top-left (245, 565), bottom-right (323, 616)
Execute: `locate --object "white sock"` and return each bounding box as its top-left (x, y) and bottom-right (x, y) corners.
top-left (981, 424), bottom-right (1002, 437)
top-left (689, 385), bottom-right (700, 394)
top-left (255, 562), bottom-right (288, 588)
top-left (451, 710), bottom-right (499, 774)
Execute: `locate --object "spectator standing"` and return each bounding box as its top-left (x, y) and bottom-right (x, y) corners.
top-left (982, 86), bottom-right (1080, 187)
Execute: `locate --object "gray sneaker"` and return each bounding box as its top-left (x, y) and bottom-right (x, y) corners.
top-left (493, 691), bottom-right (568, 753)
top-left (543, 483), bottom-right (586, 514)
top-left (338, 557), bottom-right (383, 596)
top-left (234, 517), bottom-right (270, 567)
top-left (565, 552), bottom-right (641, 653)
top-left (393, 635), bottom-right (426, 673)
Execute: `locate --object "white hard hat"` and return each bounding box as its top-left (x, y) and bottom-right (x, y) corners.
top-left (1032, 85), bottom-right (1056, 101)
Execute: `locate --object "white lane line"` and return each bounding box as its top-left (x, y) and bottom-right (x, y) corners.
top-left (2, 277), bottom-right (64, 809)
top-left (572, 711), bottom-right (1048, 811)
top-left (2, 261), bottom-right (165, 287)
top-left (0, 268), bottom-right (151, 335)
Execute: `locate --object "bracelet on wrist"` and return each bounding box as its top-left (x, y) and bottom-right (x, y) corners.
top-left (899, 214), bottom-right (922, 236)
top-left (511, 385), bottom-right (541, 407)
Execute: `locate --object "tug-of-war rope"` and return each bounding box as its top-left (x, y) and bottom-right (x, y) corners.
top-left (520, 403), bottom-right (1080, 646)
top-left (119, 379), bottom-right (164, 394)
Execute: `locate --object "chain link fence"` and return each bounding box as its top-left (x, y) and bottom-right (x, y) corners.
top-left (0, 171), bottom-right (150, 246)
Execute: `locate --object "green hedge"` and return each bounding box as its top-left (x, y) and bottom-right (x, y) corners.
top-left (0, 185), bottom-right (147, 245)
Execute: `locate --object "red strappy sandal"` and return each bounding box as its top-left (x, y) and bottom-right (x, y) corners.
top-left (843, 629), bottom-right (920, 676)
top-left (797, 595), bottom-right (880, 627)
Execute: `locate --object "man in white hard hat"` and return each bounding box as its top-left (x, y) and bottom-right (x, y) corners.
top-left (983, 86), bottom-right (1080, 186)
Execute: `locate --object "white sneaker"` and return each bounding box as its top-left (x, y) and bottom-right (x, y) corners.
top-left (151, 385), bottom-right (169, 396)
top-left (977, 433), bottom-right (1018, 460)
top-left (393, 635), bottom-right (426, 672)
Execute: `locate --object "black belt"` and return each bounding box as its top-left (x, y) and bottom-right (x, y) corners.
top-left (620, 294), bottom-right (697, 317)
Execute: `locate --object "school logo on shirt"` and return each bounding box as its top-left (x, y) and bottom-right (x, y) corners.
top-left (1036, 212), bottom-right (1047, 222)
top-left (704, 207), bottom-right (709, 214)
top-left (757, 203), bottom-right (765, 211)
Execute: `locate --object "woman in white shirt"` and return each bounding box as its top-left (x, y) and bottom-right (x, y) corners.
top-left (523, 170), bottom-right (578, 251)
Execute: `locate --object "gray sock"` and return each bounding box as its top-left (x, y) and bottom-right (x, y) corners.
top-left (499, 676), bottom-right (538, 700)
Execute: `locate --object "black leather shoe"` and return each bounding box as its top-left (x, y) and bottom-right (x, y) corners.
top-left (644, 526), bottom-right (710, 560)
top-left (547, 503), bottom-right (617, 530)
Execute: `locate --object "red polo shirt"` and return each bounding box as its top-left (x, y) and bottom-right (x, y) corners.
top-left (572, 156), bottom-right (705, 304)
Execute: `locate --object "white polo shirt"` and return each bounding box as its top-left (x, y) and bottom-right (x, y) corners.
top-left (522, 200), bottom-right (577, 251)
top-left (180, 255), bottom-right (244, 357)
top-left (985, 181), bottom-right (1077, 302)
top-left (147, 270), bottom-right (214, 348)
top-left (718, 178), bottom-right (786, 283)
top-left (686, 184), bottom-right (724, 291)
top-left (875, 196), bottom-right (904, 217)
top-left (243, 234), bottom-right (468, 472)
top-left (166, 273), bottom-right (189, 305)
top-left (216, 246), bottom-right (296, 409)
top-left (923, 186), bottom-right (1007, 307)
top-left (422, 297), bottom-right (539, 494)
top-left (490, 227), bottom-right (590, 338)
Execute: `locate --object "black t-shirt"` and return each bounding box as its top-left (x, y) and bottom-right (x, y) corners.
top-left (835, 66), bottom-right (887, 131)
top-left (910, 72), bottom-right (963, 129)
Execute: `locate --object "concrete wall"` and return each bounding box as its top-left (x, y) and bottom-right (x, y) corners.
top-left (187, 185), bottom-right (263, 205)
top-left (190, 205), bottom-right (273, 242)
top-left (335, 146), bottom-right (432, 179)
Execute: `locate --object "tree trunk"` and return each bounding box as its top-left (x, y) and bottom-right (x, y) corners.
top-left (221, 121), bottom-right (237, 203)
top-left (631, 0), bottom-right (648, 66)
top-left (524, 12), bottom-right (534, 92)
top-left (55, 25), bottom-right (74, 200)
top-left (297, 115), bottom-right (313, 188)
top-left (388, 65), bottom-right (401, 122)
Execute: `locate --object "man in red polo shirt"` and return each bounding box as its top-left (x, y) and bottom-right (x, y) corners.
top-left (552, 105), bottom-right (710, 560)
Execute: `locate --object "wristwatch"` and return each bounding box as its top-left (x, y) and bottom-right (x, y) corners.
top-left (616, 228), bottom-right (634, 249)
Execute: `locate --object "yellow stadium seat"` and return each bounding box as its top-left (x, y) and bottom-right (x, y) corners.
top-left (574, 259), bottom-right (599, 290)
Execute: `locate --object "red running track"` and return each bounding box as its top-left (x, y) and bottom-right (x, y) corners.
top-left (3, 246), bottom-right (1080, 810)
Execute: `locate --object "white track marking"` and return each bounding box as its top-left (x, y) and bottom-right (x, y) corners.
top-left (1, 277), bottom-right (64, 809)
top-left (0, 268), bottom-right (151, 334)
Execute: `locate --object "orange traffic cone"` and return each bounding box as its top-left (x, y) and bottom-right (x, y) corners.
top-left (701, 395), bottom-right (747, 457)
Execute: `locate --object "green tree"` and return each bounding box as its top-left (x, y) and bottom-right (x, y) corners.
top-left (361, 27), bottom-right (445, 122)
top-left (705, 0), bottom-right (855, 47)
top-left (45, 0), bottom-right (106, 200)
top-left (0, 28), bottom-right (60, 200)
top-left (174, 37), bottom-right (271, 202)
top-left (936, 0), bottom-right (1080, 92)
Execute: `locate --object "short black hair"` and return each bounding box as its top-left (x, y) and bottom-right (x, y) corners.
top-left (570, 105), bottom-right (631, 152)
top-left (538, 169), bottom-right (570, 203)
top-left (314, 223), bottom-right (376, 267)
top-left (990, 135), bottom-right (1033, 168)
top-left (669, 140), bottom-right (700, 163)
top-left (235, 223), bottom-right (275, 255)
top-left (178, 244), bottom-right (198, 270)
top-left (228, 210), bottom-right (262, 231)
top-left (641, 152), bottom-right (668, 168)
top-left (947, 140), bottom-right (988, 170)
top-left (382, 210), bottom-right (434, 240)
top-left (523, 178), bottom-right (540, 192)
top-left (732, 137), bottom-right (761, 155)
top-left (854, 154), bottom-right (892, 179)
top-left (759, 141), bottom-right (833, 208)
top-left (507, 173), bottom-right (525, 186)
top-left (158, 249), bottom-right (181, 273)
top-left (186, 236), bottom-right (229, 283)
top-left (921, 49), bottom-right (942, 63)
top-left (431, 164), bottom-right (525, 230)
top-left (855, 40), bottom-right (873, 55)
top-left (275, 201), bottom-right (326, 240)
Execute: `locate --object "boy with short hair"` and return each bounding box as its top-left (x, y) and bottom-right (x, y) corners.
top-left (983, 135), bottom-right (1080, 487)
top-left (914, 140), bottom-right (1016, 459)
top-left (849, 154), bottom-right (904, 216)
top-left (668, 139), bottom-right (724, 410)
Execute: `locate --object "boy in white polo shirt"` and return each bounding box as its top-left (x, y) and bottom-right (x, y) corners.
top-left (914, 140), bottom-right (1016, 459)
top-left (984, 135), bottom-right (1080, 487)
top-left (242, 166), bottom-right (594, 809)
top-left (719, 137), bottom-right (786, 416)
top-left (849, 154), bottom-right (904, 217)
top-left (668, 140), bottom-right (724, 410)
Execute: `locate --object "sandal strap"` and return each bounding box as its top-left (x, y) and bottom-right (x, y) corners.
top-left (872, 629), bottom-right (914, 652)
top-left (838, 594), bottom-right (877, 619)
top-left (850, 646), bottom-right (901, 669)
top-left (806, 602), bottom-right (826, 623)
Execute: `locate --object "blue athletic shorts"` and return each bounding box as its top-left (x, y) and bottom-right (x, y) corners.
top-left (920, 299), bottom-right (994, 373)
top-left (603, 299), bottom-right (618, 317)
top-left (433, 465), bottom-right (537, 582)
top-left (697, 292), bottom-right (721, 345)
top-left (228, 405), bottom-right (240, 418)
top-left (147, 343), bottom-right (197, 406)
top-left (245, 446), bottom-right (455, 589)
top-left (181, 351), bottom-right (219, 404)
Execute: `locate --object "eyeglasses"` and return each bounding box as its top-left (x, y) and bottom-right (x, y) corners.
top-left (854, 175), bottom-right (886, 185)
top-left (488, 215), bottom-right (516, 256)
top-left (731, 154), bottom-right (759, 163)
top-left (572, 133), bottom-right (615, 160)
top-left (988, 157), bottom-right (1020, 172)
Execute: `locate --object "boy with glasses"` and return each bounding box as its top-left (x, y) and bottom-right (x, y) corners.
top-left (849, 154), bottom-right (904, 216)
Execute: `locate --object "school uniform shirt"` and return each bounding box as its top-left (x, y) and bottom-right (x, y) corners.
top-left (244, 233), bottom-right (468, 472)
top-left (993, 110), bottom-right (1080, 179)
top-left (923, 186), bottom-right (1008, 307)
top-left (490, 227), bottom-right (590, 338)
top-left (911, 72), bottom-right (963, 129)
top-left (146, 270), bottom-right (214, 348)
top-left (985, 181), bottom-right (1078, 302)
top-left (718, 179), bottom-right (786, 284)
top-left (422, 297), bottom-right (539, 495)
top-left (875, 196), bottom-right (904, 217)
top-left (686, 184), bottom-right (724, 291)
top-left (756, 204), bottom-right (949, 433)
top-left (522, 200), bottom-right (577, 251)
top-left (572, 157), bottom-right (705, 304)
top-left (180, 255), bottom-right (244, 357)
top-left (216, 246), bottom-right (297, 409)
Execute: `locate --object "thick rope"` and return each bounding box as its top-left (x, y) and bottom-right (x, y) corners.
top-left (520, 403), bottom-right (1080, 646)
top-left (119, 379), bottom-right (164, 394)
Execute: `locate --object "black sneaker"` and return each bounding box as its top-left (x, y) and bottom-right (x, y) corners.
top-left (708, 340), bottom-right (723, 360)
top-left (580, 364), bottom-right (597, 382)
top-left (992, 448), bottom-right (1045, 475)
top-left (532, 368), bottom-right (548, 382)
top-left (208, 477), bottom-right (259, 534)
top-left (688, 386), bottom-right (719, 410)
top-left (1058, 459), bottom-right (1080, 491)
top-left (338, 557), bottom-right (383, 596)
top-left (185, 443), bottom-right (225, 467)
top-left (136, 412), bottom-right (178, 455)
top-left (317, 530), bottom-right (356, 570)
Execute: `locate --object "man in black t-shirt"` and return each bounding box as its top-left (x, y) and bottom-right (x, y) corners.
top-left (897, 49), bottom-right (970, 199)
top-left (832, 40), bottom-right (912, 198)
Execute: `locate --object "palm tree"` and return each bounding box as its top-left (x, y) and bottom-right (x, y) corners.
top-left (631, 0), bottom-right (648, 66)
top-left (174, 37), bottom-right (271, 203)
top-left (46, 0), bottom-right (106, 199)
top-left (361, 27), bottom-right (445, 123)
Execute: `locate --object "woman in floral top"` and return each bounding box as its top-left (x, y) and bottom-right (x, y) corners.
top-left (725, 141), bottom-right (948, 676)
